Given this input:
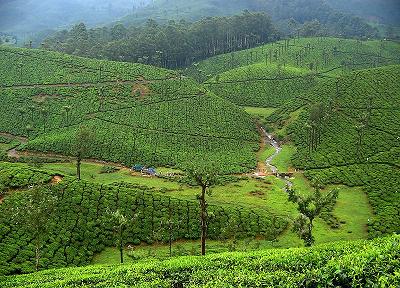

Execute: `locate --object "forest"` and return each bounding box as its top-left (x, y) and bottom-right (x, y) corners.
top-left (42, 10), bottom-right (378, 69)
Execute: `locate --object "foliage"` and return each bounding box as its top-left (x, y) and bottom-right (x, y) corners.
top-left (0, 163), bottom-right (287, 275)
top-left (0, 162), bottom-right (53, 193)
top-left (288, 184), bottom-right (339, 246)
top-left (185, 160), bottom-right (221, 255)
top-left (1, 235), bottom-right (399, 287)
top-left (99, 166), bottom-right (120, 174)
top-left (188, 37), bottom-right (400, 82)
top-left (206, 63), bottom-right (316, 107)
top-left (43, 12), bottom-right (277, 69)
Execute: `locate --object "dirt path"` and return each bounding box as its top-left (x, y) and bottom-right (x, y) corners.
top-left (0, 132), bottom-right (28, 143)
top-left (7, 148), bottom-right (19, 159)
top-left (256, 126), bottom-right (267, 173)
top-left (51, 175), bottom-right (64, 184)
top-left (0, 77), bottom-right (181, 90)
top-left (9, 148), bottom-right (129, 169)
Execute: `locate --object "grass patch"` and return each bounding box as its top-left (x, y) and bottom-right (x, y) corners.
top-left (244, 107), bottom-right (277, 118)
top-left (271, 144), bottom-right (296, 172)
top-left (42, 162), bottom-right (181, 190)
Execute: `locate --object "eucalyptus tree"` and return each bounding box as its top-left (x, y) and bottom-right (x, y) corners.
top-left (112, 210), bottom-right (128, 264)
top-left (73, 126), bottom-right (95, 180)
top-left (186, 161), bottom-right (220, 256)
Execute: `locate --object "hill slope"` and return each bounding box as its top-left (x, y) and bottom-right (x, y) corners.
top-left (0, 46), bottom-right (259, 173)
top-left (189, 37), bottom-right (400, 82)
top-left (288, 65), bottom-right (400, 237)
top-left (1, 235), bottom-right (398, 287)
top-left (194, 37), bottom-right (400, 112)
top-left (190, 37), bottom-right (400, 238)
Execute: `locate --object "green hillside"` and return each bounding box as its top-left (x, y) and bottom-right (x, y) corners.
top-left (188, 37), bottom-right (400, 239)
top-left (189, 38), bottom-right (400, 147)
top-left (0, 46), bottom-right (259, 173)
top-left (288, 65), bottom-right (400, 238)
top-left (1, 235), bottom-right (398, 287)
top-left (206, 63), bottom-right (315, 107)
top-left (189, 37), bottom-right (400, 82)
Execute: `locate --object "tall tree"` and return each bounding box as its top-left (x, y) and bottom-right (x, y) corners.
top-left (307, 103), bottom-right (326, 152)
top-left (112, 210), bottom-right (127, 264)
top-left (73, 126), bottom-right (95, 180)
top-left (287, 183), bottom-right (338, 246)
top-left (186, 162), bottom-right (219, 256)
top-left (24, 187), bottom-right (57, 271)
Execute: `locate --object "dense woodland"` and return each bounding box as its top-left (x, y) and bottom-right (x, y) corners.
top-left (41, 2), bottom-right (379, 69)
top-left (43, 12), bottom-right (277, 68)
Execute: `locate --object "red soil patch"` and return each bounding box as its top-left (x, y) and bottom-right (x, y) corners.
top-left (132, 83), bottom-right (151, 100)
top-left (249, 190), bottom-right (265, 197)
top-left (32, 94), bottom-right (64, 103)
top-left (51, 175), bottom-right (64, 184)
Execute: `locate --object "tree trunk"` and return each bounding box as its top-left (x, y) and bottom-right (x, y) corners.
top-left (307, 219), bottom-right (314, 247)
top-left (77, 156), bottom-right (81, 180)
top-left (35, 239), bottom-right (40, 272)
top-left (200, 185), bottom-right (207, 256)
top-left (169, 206), bottom-right (173, 257)
top-left (119, 227), bottom-right (124, 264)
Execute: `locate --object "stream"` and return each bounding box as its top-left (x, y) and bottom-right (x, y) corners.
top-left (260, 127), bottom-right (293, 188)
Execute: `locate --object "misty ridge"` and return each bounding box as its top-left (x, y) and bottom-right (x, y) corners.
top-left (1, 0), bottom-right (399, 36)
top-left (0, 0), bottom-right (151, 33)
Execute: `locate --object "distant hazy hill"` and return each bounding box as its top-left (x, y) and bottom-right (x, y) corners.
top-left (0, 0), bottom-right (149, 34)
top-left (326, 0), bottom-right (400, 25)
top-left (122, 0), bottom-right (377, 34)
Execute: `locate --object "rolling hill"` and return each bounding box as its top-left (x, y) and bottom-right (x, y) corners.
top-left (0, 33), bottom-right (399, 284)
top-left (0, 162), bottom-right (287, 275)
top-left (188, 37), bottom-right (400, 238)
top-left (289, 65), bottom-right (400, 238)
top-left (188, 37), bottom-right (400, 82)
top-left (0, 46), bottom-right (259, 173)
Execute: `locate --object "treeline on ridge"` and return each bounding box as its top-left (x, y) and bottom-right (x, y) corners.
top-left (41, 6), bottom-right (378, 69)
top-left (42, 12), bottom-right (277, 69)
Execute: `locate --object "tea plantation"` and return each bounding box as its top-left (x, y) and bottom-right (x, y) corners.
top-left (0, 36), bottom-right (399, 285)
top-left (188, 37), bottom-right (400, 82)
top-left (0, 46), bottom-right (259, 173)
top-left (1, 235), bottom-right (398, 287)
top-left (288, 65), bottom-right (400, 238)
top-left (0, 162), bottom-right (287, 275)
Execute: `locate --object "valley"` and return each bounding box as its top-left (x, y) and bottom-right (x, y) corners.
top-left (0, 10), bottom-right (399, 284)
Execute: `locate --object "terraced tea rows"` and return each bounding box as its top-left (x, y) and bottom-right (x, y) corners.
top-left (1, 235), bottom-right (398, 287)
top-left (0, 47), bottom-right (259, 173)
top-left (289, 65), bottom-right (400, 237)
top-left (188, 37), bottom-right (400, 82)
top-left (0, 163), bottom-right (286, 275)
